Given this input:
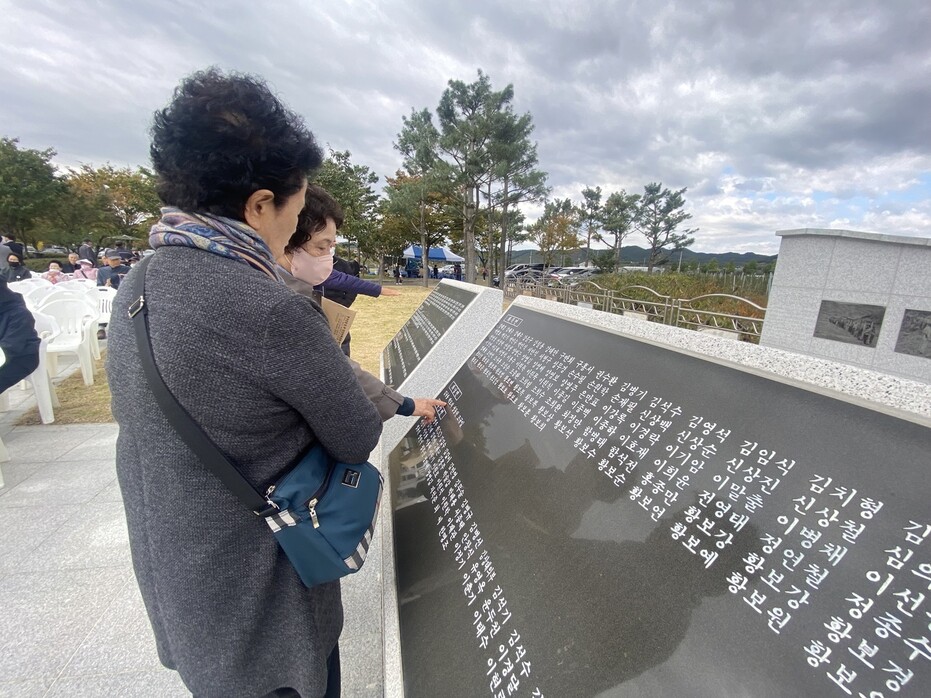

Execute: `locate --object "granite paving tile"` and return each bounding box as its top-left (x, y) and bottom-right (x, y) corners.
top-left (0, 569), bottom-right (129, 681)
top-left (0, 461), bottom-right (49, 498)
top-left (0, 678), bottom-right (55, 697)
top-left (44, 669), bottom-right (189, 697)
top-left (0, 459), bottom-right (116, 509)
top-left (60, 579), bottom-right (162, 678)
top-left (18, 500), bottom-right (130, 572)
top-left (0, 504), bottom-right (83, 577)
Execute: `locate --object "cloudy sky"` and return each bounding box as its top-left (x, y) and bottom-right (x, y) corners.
top-left (2, 0), bottom-right (929, 254)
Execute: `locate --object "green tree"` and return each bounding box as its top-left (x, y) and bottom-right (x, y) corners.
top-left (382, 170), bottom-right (458, 280)
top-left (592, 250), bottom-right (618, 273)
top-left (0, 137), bottom-right (63, 246)
top-left (395, 108), bottom-right (448, 286)
top-left (487, 106), bottom-right (548, 277)
top-left (313, 149), bottom-right (380, 263)
top-left (596, 189), bottom-right (640, 270)
top-left (436, 70), bottom-right (513, 282)
top-left (528, 199), bottom-right (579, 268)
top-left (578, 186), bottom-right (602, 266)
top-left (32, 176), bottom-right (110, 250)
top-left (374, 199), bottom-right (423, 276)
top-left (742, 260), bottom-right (759, 275)
top-left (636, 182), bottom-right (697, 272)
top-left (397, 71), bottom-right (547, 282)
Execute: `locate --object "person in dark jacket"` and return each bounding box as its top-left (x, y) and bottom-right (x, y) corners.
top-left (96, 251), bottom-right (130, 289)
top-left (107, 68), bottom-right (384, 698)
top-left (78, 238), bottom-right (96, 262)
top-left (3, 254), bottom-right (31, 282)
top-left (2, 235), bottom-right (25, 261)
top-left (0, 279), bottom-right (40, 392)
top-left (61, 252), bottom-right (81, 273)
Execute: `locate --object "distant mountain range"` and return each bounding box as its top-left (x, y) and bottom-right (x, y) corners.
top-left (507, 246), bottom-right (777, 267)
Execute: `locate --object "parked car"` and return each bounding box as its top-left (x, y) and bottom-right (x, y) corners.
top-left (38, 245), bottom-right (69, 257)
top-left (439, 264), bottom-right (457, 277)
top-left (550, 266), bottom-right (601, 280)
top-left (550, 267), bottom-right (602, 286)
top-left (499, 269), bottom-right (544, 285)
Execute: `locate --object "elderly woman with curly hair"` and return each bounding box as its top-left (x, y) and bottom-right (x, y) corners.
top-left (106, 69), bottom-right (380, 698)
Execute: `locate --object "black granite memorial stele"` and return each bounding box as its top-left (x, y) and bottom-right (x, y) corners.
top-left (382, 282), bottom-right (478, 389)
top-left (389, 305), bottom-right (931, 697)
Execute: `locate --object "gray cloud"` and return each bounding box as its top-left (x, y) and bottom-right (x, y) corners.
top-left (1, 0), bottom-right (929, 254)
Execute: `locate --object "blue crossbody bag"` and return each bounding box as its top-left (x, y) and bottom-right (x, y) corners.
top-left (127, 256), bottom-right (383, 587)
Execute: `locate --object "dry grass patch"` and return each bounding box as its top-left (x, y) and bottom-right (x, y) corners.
top-left (17, 353), bottom-right (113, 425)
top-left (350, 282), bottom-right (433, 375)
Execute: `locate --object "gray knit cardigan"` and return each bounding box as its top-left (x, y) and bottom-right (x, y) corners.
top-left (107, 246), bottom-right (383, 698)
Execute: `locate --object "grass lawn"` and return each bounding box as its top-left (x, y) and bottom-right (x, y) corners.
top-left (17, 354), bottom-right (112, 425)
top-left (15, 281), bottom-right (434, 426)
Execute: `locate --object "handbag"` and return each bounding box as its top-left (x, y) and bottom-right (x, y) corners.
top-left (125, 255), bottom-right (383, 588)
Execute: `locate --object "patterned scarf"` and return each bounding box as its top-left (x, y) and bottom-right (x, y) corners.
top-left (149, 207), bottom-right (280, 280)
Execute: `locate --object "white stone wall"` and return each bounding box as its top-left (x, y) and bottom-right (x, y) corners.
top-left (760, 229), bottom-right (931, 383)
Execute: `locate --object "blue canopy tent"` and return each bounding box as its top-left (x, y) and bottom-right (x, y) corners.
top-left (402, 245), bottom-right (465, 263)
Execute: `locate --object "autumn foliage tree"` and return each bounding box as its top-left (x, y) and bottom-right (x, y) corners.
top-left (527, 198), bottom-right (580, 268)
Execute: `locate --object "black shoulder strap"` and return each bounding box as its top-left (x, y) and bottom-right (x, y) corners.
top-left (126, 255), bottom-right (277, 516)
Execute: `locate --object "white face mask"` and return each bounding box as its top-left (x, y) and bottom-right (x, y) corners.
top-left (290, 248), bottom-right (334, 287)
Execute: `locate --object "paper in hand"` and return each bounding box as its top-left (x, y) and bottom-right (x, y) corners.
top-left (320, 296), bottom-right (357, 345)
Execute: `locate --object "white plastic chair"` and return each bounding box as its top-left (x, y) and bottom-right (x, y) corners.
top-left (25, 285), bottom-right (62, 306)
top-left (97, 286), bottom-right (118, 327)
top-left (38, 291), bottom-right (102, 362)
top-left (34, 298), bottom-right (96, 386)
top-left (57, 279), bottom-right (98, 293)
top-left (8, 278), bottom-right (51, 294)
top-left (19, 312), bottom-right (60, 424)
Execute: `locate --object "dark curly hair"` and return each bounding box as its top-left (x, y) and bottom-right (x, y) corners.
top-left (150, 68), bottom-right (323, 220)
top-left (285, 184), bottom-right (345, 253)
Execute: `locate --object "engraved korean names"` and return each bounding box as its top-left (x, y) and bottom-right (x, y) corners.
top-left (382, 282), bottom-right (477, 388)
top-left (391, 304), bottom-right (930, 696)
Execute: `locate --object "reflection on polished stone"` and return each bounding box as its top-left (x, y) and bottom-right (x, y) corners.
top-left (390, 305), bottom-right (931, 697)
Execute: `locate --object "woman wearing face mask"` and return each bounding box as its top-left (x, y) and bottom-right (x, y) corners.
top-left (4, 254), bottom-right (32, 282)
top-left (278, 185), bottom-right (445, 423)
top-left (283, 186), bottom-right (399, 318)
top-left (41, 261), bottom-right (66, 283)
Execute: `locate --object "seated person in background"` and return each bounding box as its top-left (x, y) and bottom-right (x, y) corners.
top-left (0, 278), bottom-right (41, 393)
top-left (72, 258), bottom-right (98, 281)
top-left (62, 252), bottom-right (81, 273)
top-left (3, 254), bottom-right (31, 282)
top-left (97, 250), bottom-right (130, 289)
top-left (278, 185), bottom-right (445, 422)
top-left (41, 261), bottom-right (66, 284)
